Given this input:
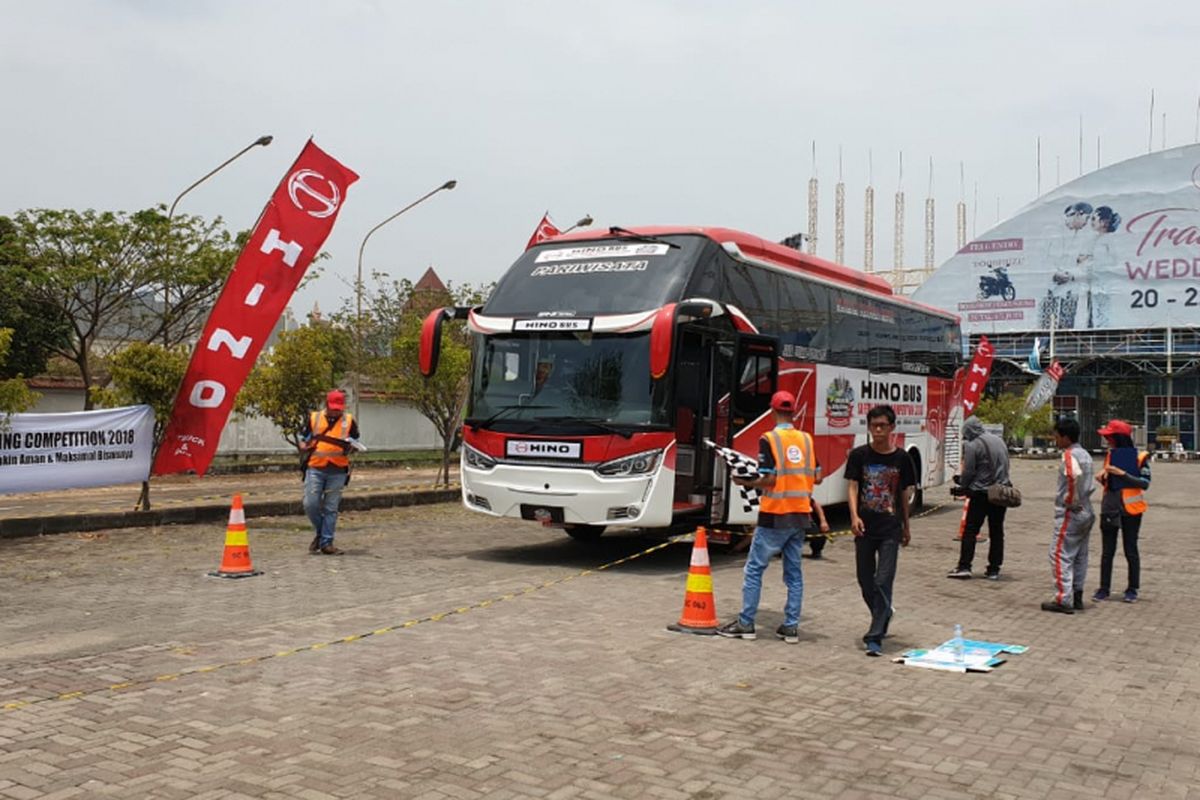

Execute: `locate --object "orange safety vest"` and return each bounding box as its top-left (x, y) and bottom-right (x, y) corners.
top-left (308, 411), bottom-right (353, 469)
top-left (1103, 450), bottom-right (1149, 515)
top-left (759, 428), bottom-right (817, 515)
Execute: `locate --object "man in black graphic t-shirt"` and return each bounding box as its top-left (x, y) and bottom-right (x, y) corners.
top-left (843, 404), bottom-right (916, 657)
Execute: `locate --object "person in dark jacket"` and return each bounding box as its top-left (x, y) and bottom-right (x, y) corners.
top-left (947, 416), bottom-right (1011, 580)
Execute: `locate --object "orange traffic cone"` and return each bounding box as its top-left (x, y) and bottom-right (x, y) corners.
top-left (952, 497), bottom-right (987, 542)
top-left (953, 497), bottom-right (969, 540)
top-left (667, 526), bottom-right (719, 635)
top-left (208, 494), bottom-right (262, 579)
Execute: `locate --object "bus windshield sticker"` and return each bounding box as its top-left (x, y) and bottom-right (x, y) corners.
top-left (530, 260), bottom-right (649, 277)
top-left (534, 244), bottom-right (670, 263)
top-left (513, 319), bottom-right (593, 332)
top-left (506, 440), bottom-right (583, 459)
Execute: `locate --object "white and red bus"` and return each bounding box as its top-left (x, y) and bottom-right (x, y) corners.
top-left (420, 226), bottom-right (962, 540)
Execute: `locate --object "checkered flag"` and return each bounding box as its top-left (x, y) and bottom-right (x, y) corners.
top-left (704, 439), bottom-right (761, 514)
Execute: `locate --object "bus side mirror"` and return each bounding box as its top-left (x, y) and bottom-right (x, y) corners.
top-left (649, 301), bottom-right (716, 380)
top-left (419, 307), bottom-right (472, 377)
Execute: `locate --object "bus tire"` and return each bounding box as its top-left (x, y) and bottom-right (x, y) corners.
top-left (564, 524), bottom-right (606, 542)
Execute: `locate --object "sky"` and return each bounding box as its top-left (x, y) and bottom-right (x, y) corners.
top-left (3, 1), bottom-right (1200, 318)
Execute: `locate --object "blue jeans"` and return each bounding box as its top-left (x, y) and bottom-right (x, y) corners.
top-left (739, 526), bottom-right (806, 627)
top-left (303, 468), bottom-right (348, 547)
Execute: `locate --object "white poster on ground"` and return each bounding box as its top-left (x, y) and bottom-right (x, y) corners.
top-left (0, 406), bottom-right (155, 495)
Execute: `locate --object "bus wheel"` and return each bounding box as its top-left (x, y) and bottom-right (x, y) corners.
top-left (564, 524), bottom-right (606, 542)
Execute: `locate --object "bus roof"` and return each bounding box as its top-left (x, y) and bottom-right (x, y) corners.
top-left (549, 226), bottom-right (959, 322)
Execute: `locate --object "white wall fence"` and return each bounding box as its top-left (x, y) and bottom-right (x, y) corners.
top-left (31, 390), bottom-right (443, 455)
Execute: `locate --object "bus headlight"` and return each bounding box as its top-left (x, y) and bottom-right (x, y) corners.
top-left (463, 444), bottom-right (496, 470)
top-left (595, 449), bottom-right (661, 477)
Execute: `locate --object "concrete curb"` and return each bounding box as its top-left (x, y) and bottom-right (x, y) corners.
top-left (0, 488), bottom-right (461, 540)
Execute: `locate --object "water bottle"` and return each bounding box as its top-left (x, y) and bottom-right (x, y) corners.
top-left (953, 623), bottom-right (965, 665)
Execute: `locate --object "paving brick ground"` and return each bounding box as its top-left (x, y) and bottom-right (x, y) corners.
top-left (2, 459), bottom-right (1199, 798)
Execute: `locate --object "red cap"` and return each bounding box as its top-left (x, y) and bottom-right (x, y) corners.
top-left (1097, 419), bottom-right (1131, 437)
top-left (326, 390), bottom-right (346, 411)
top-left (770, 390), bottom-right (796, 413)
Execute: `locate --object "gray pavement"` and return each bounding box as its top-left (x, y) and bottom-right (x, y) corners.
top-left (2, 459), bottom-right (1199, 798)
top-left (0, 466), bottom-right (460, 538)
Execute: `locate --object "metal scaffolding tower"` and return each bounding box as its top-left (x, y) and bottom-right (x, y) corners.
top-left (864, 150), bottom-right (875, 273)
top-left (807, 141), bottom-right (818, 255)
top-left (893, 151), bottom-right (905, 276)
top-left (835, 146), bottom-right (845, 265)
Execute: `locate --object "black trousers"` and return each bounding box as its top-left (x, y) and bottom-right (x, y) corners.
top-left (855, 536), bottom-right (898, 644)
top-left (1099, 512), bottom-right (1142, 592)
top-left (957, 491), bottom-right (1006, 572)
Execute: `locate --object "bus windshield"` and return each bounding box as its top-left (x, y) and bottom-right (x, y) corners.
top-left (468, 332), bottom-right (670, 429)
top-left (484, 235), bottom-right (708, 316)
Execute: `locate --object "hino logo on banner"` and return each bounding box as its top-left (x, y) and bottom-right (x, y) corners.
top-left (513, 319), bottom-right (592, 332)
top-left (506, 440), bottom-right (582, 459)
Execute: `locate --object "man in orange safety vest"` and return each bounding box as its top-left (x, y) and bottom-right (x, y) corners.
top-left (300, 389), bottom-right (360, 555)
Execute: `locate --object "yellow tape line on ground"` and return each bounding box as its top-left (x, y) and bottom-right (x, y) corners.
top-left (0, 536), bottom-right (677, 714)
top-left (3, 501), bottom-right (958, 713)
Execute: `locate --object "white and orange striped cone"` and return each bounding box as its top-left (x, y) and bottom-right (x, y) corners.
top-left (208, 494), bottom-right (263, 579)
top-left (667, 526), bottom-right (719, 635)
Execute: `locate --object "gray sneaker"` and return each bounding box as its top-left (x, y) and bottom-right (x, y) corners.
top-left (775, 624), bottom-right (799, 644)
top-left (717, 619), bottom-right (757, 640)
top-left (947, 567), bottom-right (972, 579)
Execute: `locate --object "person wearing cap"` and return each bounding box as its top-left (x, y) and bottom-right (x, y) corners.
top-left (1042, 416), bottom-right (1096, 614)
top-left (300, 389), bottom-right (360, 555)
top-left (843, 404), bottom-right (917, 656)
top-left (1094, 419), bottom-right (1151, 604)
top-left (717, 390), bottom-right (821, 644)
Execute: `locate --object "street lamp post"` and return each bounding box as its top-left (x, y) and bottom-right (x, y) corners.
top-left (138, 135), bottom-right (272, 513)
top-left (162, 134), bottom-right (273, 345)
top-left (558, 214), bottom-right (593, 236)
top-left (354, 179), bottom-right (458, 418)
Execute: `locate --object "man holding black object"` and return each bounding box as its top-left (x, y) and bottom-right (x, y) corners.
top-left (947, 416), bottom-right (1012, 580)
top-left (1094, 419), bottom-right (1151, 603)
top-left (300, 389), bottom-right (360, 555)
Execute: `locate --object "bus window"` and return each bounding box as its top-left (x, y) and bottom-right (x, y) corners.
top-left (723, 261), bottom-right (779, 334)
top-left (779, 277), bottom-right (832, 359)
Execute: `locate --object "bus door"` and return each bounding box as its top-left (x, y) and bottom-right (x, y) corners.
top-left (671, 324), bottom-right (734, 521)
top-left (718, 333), bottom-right (779, 522)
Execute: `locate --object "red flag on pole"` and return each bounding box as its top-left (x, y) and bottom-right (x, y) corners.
top-left (525, 212), bottom-right (560, 250)
top-left (153, 140), bottom-right (359, 477)
top-left (960, 335), bottom-right (995, 415)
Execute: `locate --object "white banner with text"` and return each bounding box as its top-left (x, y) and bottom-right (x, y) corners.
top-left (0, 406), bottom-right (154, 494)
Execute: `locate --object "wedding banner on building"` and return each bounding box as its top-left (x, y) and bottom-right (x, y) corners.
top-left (914, 143), bottom-right (1200, 336)
top-left (0, 406), bottom-right (154, 494)
top-left (154, 139), bottom-right (358, 477)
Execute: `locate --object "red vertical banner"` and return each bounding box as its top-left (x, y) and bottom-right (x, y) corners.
top-left (960, 335), bottom-right (995, 415)
top-left (154, 140), bottom-right (359, 477)
top-left (525, 212), bottom-right (560, 250)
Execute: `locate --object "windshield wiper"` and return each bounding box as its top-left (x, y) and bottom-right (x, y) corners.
top-left (535, 415), bottom-right (634, 440)
top-left (466, 404), bottom-right (551, 431)
top-left (608, 226), bottom-right (680, 249)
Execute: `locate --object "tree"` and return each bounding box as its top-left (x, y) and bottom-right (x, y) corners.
top-left (89, 342), bottom-right (189, 449)
top-left (975, 389), bottom-right (1054, 446)
top-left (89, 342), bottom-right (189, 510)
top-left (9, 208), bottom-right (239, 406)
top-left (238, 325), bottom-right (352, 449)
top-left (0, 217), bottom-right (71, 379)
top-left (385, 281), bottom-right (491, 486)
top-left (0, 329), bottom-right (39, 426)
